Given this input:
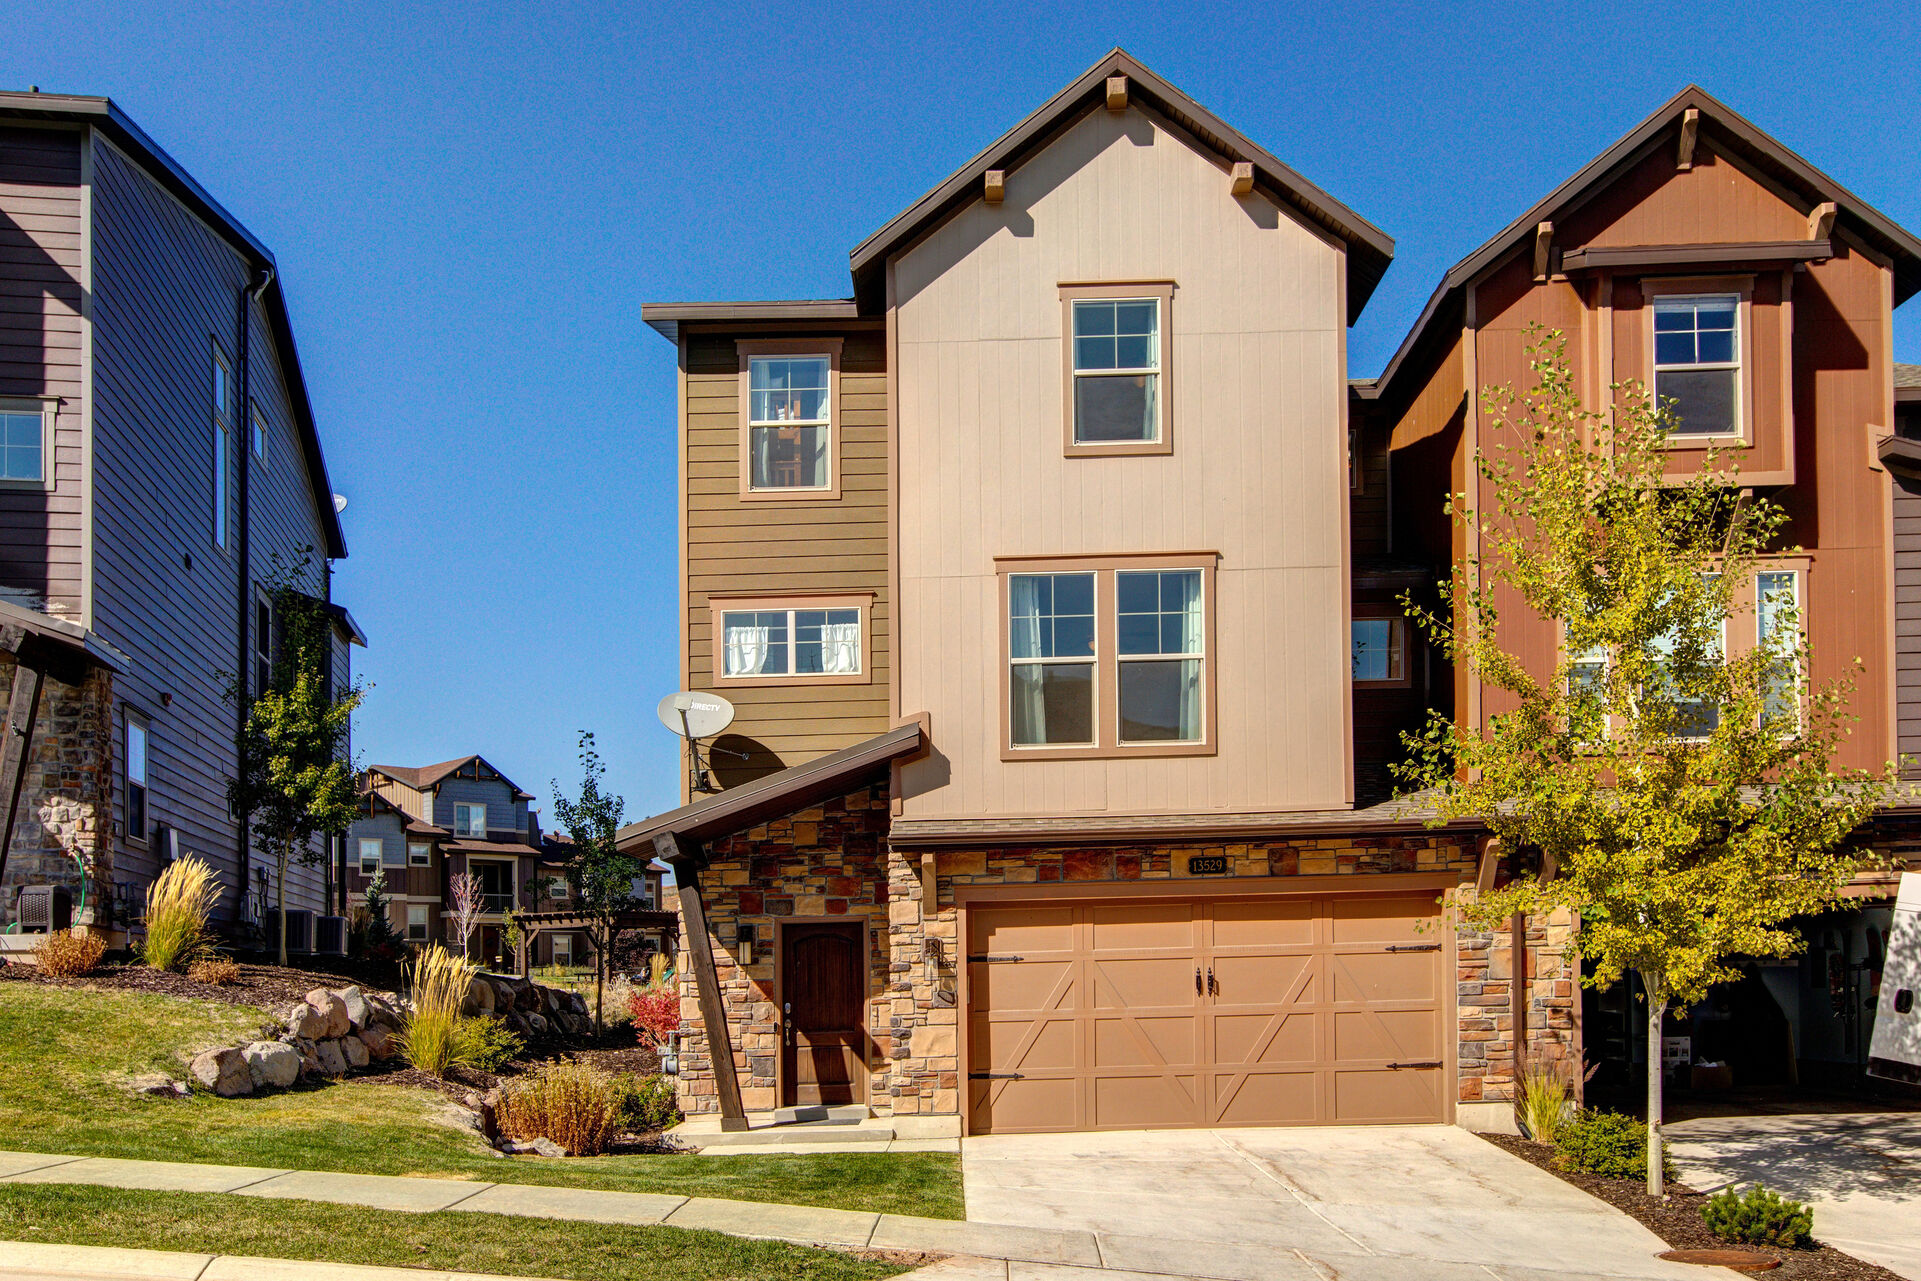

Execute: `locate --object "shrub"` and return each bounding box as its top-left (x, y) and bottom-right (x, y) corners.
top-left (626, 986), bottom-right (680, 1052)
top-left (1514, 1051), bottom-right (1592, 1142)
top-left (497, 1060), bottom-right (617, 1156)
top-left (143, 856), bottom-right (219, 972)
top-left (1554, 1110), bottom-right (1665, 1181)
top-left (187, 956), bottom-right (241, 986)
top-left (36, 929), bottom-right (107, 977)
top-left (610, 1072), bottom-right (681, 1133)
top-left (398, 944), bottom-right (478, 1077)
top-left (1704, 1185), bottom-right (1814, 1249)
top-left (453, 1016), bottom-right (525, 1073)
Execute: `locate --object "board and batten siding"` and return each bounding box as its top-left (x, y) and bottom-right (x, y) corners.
top-left (90, 134), bottom-right (336, 919)
top-left (681, 326), bottom-right (891, 792)
top-left (1895, 468), bottom-right (1921, 775)
top-left (892, 106), bottom-right (1353, 821)
top-left (0, 125), bottom-right (86, 618)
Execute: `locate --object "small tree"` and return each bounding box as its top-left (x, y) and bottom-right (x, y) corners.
top-left (359, 868), bottom-right (404, 960)
top-left (448, 870), bottom-right (484, 960)
top-left (1400, 332), bottom-right (1894, 1195)
top-left (227, 553), bottom-right (365, 968)
top-left (551, 731), bottom-right (639, 1033)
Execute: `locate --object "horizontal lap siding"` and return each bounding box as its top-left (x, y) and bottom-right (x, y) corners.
top-left (1896, 477), bottom-right (1921, 774)
top-left (433, 776), bottom-right (528, 837)
top-left (0, 127), bottom-right (85, 616)
top-left (683, 328), bottom-right (890, 790)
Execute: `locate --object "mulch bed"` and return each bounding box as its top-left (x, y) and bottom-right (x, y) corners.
top-left (1483, 1133), bottom-right (1903, 1281)
top-left (0, 960), bottom-right (374, 1013)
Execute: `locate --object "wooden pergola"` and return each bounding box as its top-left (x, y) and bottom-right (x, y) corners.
top-left (506, 906), bottom-right (680, 976)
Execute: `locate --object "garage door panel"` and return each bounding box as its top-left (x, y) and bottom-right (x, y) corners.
top-left (1091, 1073), bottom-right (1202, 1129)
top-left (1093, 1014), bottom-right (1197, 1067)
top-left (1331, 1008), bottom-right (1439, 1062)
top-left (1212, 953), bottom-right (1314, 1002)
top-left (1088, 900), bottom-right (1198, 950)
top-left (973, 1013), bottom-right (1077, 1071)
top-left (1090, 956), bottom-right (1199, 1007)
top-left (970, 958), bottom-right (1074, 1008)
top-left (1213, 1009), bottom-right (1317, 1066)
top-left (1210, 897), bottom-right (1316, 946)
top-left (1329, 895), bottom-right (1440, 942)
top-left (1332, 1067), bottom-right (1442, 1124)
top-left (1329, 952), bottom-right (1439, 1003)
top-left (970, 905), bottom-right (1076, 953)
top-left (973, 1077), bottom-right (1079, 1133)
top-left (1212, 1070), bottom-right (1319, 1126)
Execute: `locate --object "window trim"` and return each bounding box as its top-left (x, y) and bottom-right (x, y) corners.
top-left (405, 902), bottom-right (430, 943)
top-left (250, 399), bottom-right (267, 464)
top-left (124, 709), bottom-right (150, 848)
top-left (1350, 612), bottom-right (1412, 688)
top-left (212, 346), bottom-right (234, 552)
top-left (1731, 557), bottom-right (1811, 733)
top-left (452, 803), bottom-right (488, 839)
top-left (1060, 281), bottom-right (1175, 458)
top-left (358, 838), bottom-right (383, 875)
top-left (708, 591), bottom-right (875, 687)
top-left (1642, 277), bottom-right (1753, 448)
top-left (737, 338), bottom-right (843, 501)
top-left (0, 396), bottom-right (56, 492)
top-left (467, 854), bottom-right (516, 916)
top-left (407, 840), bottom-right (432, 867)
top-left (996, 552), bottom-right (1217, 761)
top-left (552, 933), bottom-right (573, 966)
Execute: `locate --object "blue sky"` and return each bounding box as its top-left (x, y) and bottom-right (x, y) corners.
top-left (5, 2), bottom-right (1916, 820)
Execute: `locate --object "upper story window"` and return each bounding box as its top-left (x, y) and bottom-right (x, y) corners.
top-left (1351, 616), bottom-right (1408, 685)
top-left (1002, 555), bottom-right (1214, 758)
top-left (212, 349), bottom-right (233, 551)
top-left (125, 712), bottom-right (149, 845)
top-left (738, 339), bottom-right (842, 500)
top-left (1756, 569), bottom-right (1802, 730)
top-left (0, 400), bottom-right (51, 489)
top-left (1653, 294), bottom-right (1740, 437)
top-left (1061, 283), bottom-right (1173, 456)
top-left (250, 401), bottom-right (267, 464)
top-left (711, 594), bottom-right (870, 685)
top-left (406, 903), bottom-right (429, 943)
top-left (408, 840), bottom-right (432, 867)
top-left (453, 803), bottom-right (487, 838)
top-left (253, 596), bottom-right (274, 695)
top-left (358, 838), bottom-right (382, 874)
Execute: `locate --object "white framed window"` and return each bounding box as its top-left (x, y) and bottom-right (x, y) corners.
top-left (453, 803), bottom-right (487, 837)
top-left (746, 355), bottom-right (831, 490)
top-left (358, 838), bottom-right (382, 875)
top-left (125, 712), bottom-right (149, 845)
top-left (1756, 569), bottom-right (1802, 730)
top-left (547, 876), bottom-right (567, 901)
top-left (1651, 576), bottom-right (1725, 740)
top-left (1009, 571), bottom-right (1097, 747)
top-left (1653, 295), bottom-right (1740, 437)
top-left (212, 349), bottom-right (233, 550)
top-left (0, 399), bottom-right (52, 489)
top-left (406, 903), bottom-right (428, 943)
top-left (1069, 297), bottom-right (1162, 445)
top-left (1116, 569), bottom-right (1204, 743)
top-left (250, 401), bottom-right (267, 462)
top-left (719, 604), bottom-right (862, 679)
top-left (1351, 617), bottom-right (1409, 685)
top-left (407, 841), bottom-right (432, 867)
top-left (552, 934), bottom-right (573, 967)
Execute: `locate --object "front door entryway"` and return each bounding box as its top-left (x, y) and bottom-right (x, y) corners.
top-left (782, 921), bottom-right (866, 1106)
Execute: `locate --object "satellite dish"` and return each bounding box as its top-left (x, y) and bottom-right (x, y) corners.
top-left (657, 691), bottom-right (735, 741)
top-left (332, 493), bottom-right (349, 514)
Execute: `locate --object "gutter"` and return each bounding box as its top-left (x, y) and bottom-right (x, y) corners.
top-left (233, 267), bottom-right (272, 923)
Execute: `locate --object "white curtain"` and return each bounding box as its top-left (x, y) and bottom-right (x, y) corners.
top-left (725, 622), bottom-right (773, 676)
top-left (821, 622), bottom-right (860, 674)
top-left (1175, 573), bottom-right (1203, 740)
top-left (1009, 577), bottom-right (1046, 742)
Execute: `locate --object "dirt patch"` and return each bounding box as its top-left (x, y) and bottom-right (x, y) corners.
top-left (1483, 1133), bottom-right (1903, 1281)
top-left (0, 960), bottom-right (382, 1012)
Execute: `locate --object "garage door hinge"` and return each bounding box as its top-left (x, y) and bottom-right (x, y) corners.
top-left (1384, 943), bottom-right (1442, 952)
top-left (1386, 1060), bottom-right (1442, 1070)
top-left (967, 954), bottom-right (1024, 963)
top-left (968, 1071), bottom-right (1025, 1080)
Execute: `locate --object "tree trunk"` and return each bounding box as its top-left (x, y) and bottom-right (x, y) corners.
top-left (276, 847), bottom-right (289, 970)
top-left (1644, 974), bottom-right (1668, 1197)
top-left (594, 920), bottom-right (606, 1035)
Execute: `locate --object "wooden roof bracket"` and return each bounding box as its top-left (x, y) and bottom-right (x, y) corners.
top-left (983, 169), bottom-right (1005, 205)
top-left (1533, 221), bottom-right (1555, 282)
top-left (654, 830), bottom-right (748, 1131)
top-left (1229, 161), bottom-right (1254, 197)
top-left (1106, 75), bottom-right (1128, 111)
top-left (1808, 201), bottom-right (1838, 241)
top-left (1677, 107), bottom-right (1700, 170)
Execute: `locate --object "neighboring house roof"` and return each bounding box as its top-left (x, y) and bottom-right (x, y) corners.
top-left (0, 91), bottom-right (348, 560)
top-left (367, 755), bottom-right (534, 800)
top-left (1897, 363), bottom-right (1921, 404)
top-left (1363, 85), bottom-right (1921, 410)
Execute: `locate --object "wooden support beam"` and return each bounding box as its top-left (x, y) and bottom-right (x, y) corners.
top-left (919, 851), bottom-right (937, 909)
top-left (1229, 161), bottom-right (1254, 196)
top-left (1676, 107), bottom-right (1699, 170)
top-left (654, 831), bottom-right (748, 1131)
top-left (1807, 201), bottom-right (1837, 241)
top-left (1105, 75), bottom-right (1127, 111)
top-left (983, 169), bottom-right (1005, 205)
top-left (1475, 836), bottom-right (1502, 895)
top-left (0, 641), bottom-right (47, 893)
top-left (1533, 221), bottom-right (1554, 282)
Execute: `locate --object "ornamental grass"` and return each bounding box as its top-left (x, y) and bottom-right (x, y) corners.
top-left (35, 929), bottom-right (107, 977)
top-left (497, 1059), bottom-right (618, 1156)
top-left (398, 944), bottom-right (478, 1078)
top-left (142, 856), bottom-right (219, 972)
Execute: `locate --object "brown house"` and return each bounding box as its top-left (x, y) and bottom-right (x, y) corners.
top-left (627, 54), bottom-right (1920, 1136)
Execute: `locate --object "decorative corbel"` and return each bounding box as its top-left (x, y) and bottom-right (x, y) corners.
top-left (1533, 221), bottom-right (1554, 282)
top-left (983, 170), bottom-right (1005, 205)
top-left (1106, 75), bottom-right (1127, 111)
top-left (1677, 107), bottom-right (1699, 170)
top-left (1229, 161), bottom-right (1254, 196)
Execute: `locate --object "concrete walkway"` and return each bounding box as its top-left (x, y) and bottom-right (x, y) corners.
top-left (1668, 1113), bottom-right (1921, 1281)
top-left (0, 1239), bottom-right (563, 1281)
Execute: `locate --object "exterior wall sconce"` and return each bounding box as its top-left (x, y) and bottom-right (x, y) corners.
top-left (734, 922), bottom-right (757, 966)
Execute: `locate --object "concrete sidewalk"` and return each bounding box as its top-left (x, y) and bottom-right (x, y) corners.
top-left (0, 1239), bottom-right (567, 1280)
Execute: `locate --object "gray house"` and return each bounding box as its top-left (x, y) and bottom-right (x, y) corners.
top-left (0, 90), bottom-right (361, 939)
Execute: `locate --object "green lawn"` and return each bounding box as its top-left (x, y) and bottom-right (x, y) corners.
top-left (0, 1183), bottom-right (904, 1281)
top-left (0, 983), bottom-right (963, 1220)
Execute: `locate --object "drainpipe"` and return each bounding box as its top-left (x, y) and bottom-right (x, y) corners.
top-left (233, 267), bottom-right (272, 926)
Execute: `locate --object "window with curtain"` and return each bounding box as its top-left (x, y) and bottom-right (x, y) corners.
top-left (720, 605), bottom-right (861, 678)
top-left (1653, 295), bottom-right (1739, 435)
top-left (1350, 618), bottom-right (1406, 683)
top-left (1757, 570), bottom-right (1801, 730)
top-left (1117, 569), bottom-right (1203, 742)
top-left (1072, 299), bottom-right (1160, 443)
top-left (1009, 572), bottom-right (1096, 746)
top-left (748, 356), bottom-right (830, 489)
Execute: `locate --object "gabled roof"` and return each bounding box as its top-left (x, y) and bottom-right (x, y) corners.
top-left (368, 754), bottom-right (534, 801)
top-left (0, 91), bottom-right (348, 560)
top-left (1365, 85), bottom-right (1921, 410)
top-left (849, 49), bottom-right (1394, 323)
top-left (358, 789), bottom-right (447, 837)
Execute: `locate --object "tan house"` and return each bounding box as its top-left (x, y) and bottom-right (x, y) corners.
top-left (626, 53), bottom-right (1920, 1134)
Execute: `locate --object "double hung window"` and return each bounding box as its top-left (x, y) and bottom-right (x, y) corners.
top-left (1756, 569), bottom-right (1802, 730)
top-left (1009, 572), bottom-right (1097, 747)
top-left (714, 596), bottom-right (867, 683)
top-left (739, 340), bottom-right (841, 498)
top-left (358, 839), bottom-right (382, 874)
top-left (1116, 570), bottom-right (1204, 742)
top-left (453, 803), bottom-right (487, 838)
top-left (1062, 283), bottom-right (1173, 455)
top-left (1653, 295), bottom-right (1740, 436)
top-left (408, 841), bottom-right (432, 867)
top-left (125, 714), bottom-right (149, 844)
top-left (406, 904), bottom-right (429, 943)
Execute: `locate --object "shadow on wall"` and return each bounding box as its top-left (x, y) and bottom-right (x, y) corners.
top-left (0, 201), bottom-right (72, 608)
top-left (709, 733), bottom-right (784, 790)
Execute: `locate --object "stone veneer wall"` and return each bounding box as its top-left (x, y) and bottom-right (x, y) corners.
top-left (0, 657), bottom-right (114, 929)
top-left (674, 786), bottom-right (1577, 1122)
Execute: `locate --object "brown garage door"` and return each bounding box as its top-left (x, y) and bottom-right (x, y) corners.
top-left (966, 892), bottom-right (1446, 1133)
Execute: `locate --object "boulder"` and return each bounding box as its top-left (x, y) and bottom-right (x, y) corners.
top-left (305, 988), bottom-right (351, 1039)
top-left (527, 1012), bottom-right (548, 1037)
top-left (242, 1040), bottom-right (301, 1089)
top-left (493, 979), bottom-right (520, 1011)
top-left (566, 991), bottom-right (588, 1017)
top-left (286, 1002), bottom-right (329, 1040)
top-left (128, 1072), bottom-right (189, 1098)
top-left (543, 987), bottom-right (565, 1015)
top-left (294, 1038), bottom-right (321, 1077)
top-left (363, 995), bottom-right (402, 1029)
top-left (336, 986), bottom-right (372, 1030)
top-left (465, 1090), bottom-right (500, 1141)
top-left (340, 1034), bottom-right (371, 1069)
top-left (357, 1022), bottom-right (394, 1061)
top-left (188, 1047), bottom-right (253, 1097)
top-left (314, 1038), bottom-right (348, 1077)
top-left (531, 1136), bottom-right (568, 1158)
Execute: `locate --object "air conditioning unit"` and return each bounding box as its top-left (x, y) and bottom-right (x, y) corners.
top-left (264, 908), bottom-right (315, 954)
top-left (313, 915), bottom-right (347, 957)
top-left (15, 886), bottom-right (73, 934)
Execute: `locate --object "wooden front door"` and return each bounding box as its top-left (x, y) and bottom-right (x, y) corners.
top-left (782, 922), bottom-right (866, 1107)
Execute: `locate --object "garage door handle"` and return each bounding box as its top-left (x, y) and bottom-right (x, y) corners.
top-left (1385, 944), bottom-right (1442, 953)
top-left (1387, 1060), bottom-right (1442, 1070)
top-left (969, 1072), bottom-right (1024, 1080)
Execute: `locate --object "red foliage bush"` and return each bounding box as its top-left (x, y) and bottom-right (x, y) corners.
top-left (626, 987), bottom-right (680, 1049)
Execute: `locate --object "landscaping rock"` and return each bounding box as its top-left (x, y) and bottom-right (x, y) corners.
top-left (304, 988), bottom-right (351, 1039)
top-left (363, 994), bottom-right (402, 1028)
top-left (242, 1040), bottom-right (301, 1089)
top-left (336, 986), bottom-right (373, 1029)
top-left (127, 1072), bottom-right (189, 1098)
top-left (285, 1002), bottom-right (329, 1040)
top-left (294, 1037), bottom-right (321, 1076)
top-left (531, 1137), bottom-right (568, 1158)
top-left (357, 1022), bottom-right (393, 1061)
top-left (467, 977), bottom-right (495, 1013)
top-left (527, 1012), bottom-right (548, 1037)
top-left (189, 1047), bottom-right (253, 1097)
top-left (313, 1038), bottom-right (348, 1077)
top-left (340, 1034), bottom-right (370, 1069)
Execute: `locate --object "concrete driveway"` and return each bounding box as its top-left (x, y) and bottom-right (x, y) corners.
top-left (963, 1125), bottom-right (1703, 1281)
top-left (1668, 1113), bottom-right (1921, 1280)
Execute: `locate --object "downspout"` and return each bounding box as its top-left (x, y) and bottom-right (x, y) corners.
top-left (234, 266), bottom-right (272, 926)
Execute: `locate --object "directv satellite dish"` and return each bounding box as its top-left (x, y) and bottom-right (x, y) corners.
top-left (332, 493), bottom-right (349, 514)
top-left (657, 691), bottom-right (735, 740)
